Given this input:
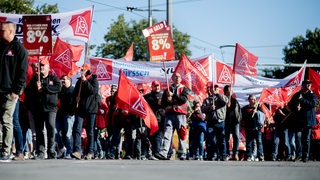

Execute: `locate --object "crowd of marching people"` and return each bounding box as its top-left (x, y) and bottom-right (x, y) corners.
top-left (1, 21), bottom-right (320, 163)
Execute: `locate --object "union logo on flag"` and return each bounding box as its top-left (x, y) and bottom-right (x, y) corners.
top-left (69, 10), bottom-right (92, 38)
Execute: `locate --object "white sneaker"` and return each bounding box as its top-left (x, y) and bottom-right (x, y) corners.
top-left (57, 147), bottom-right (66, 159)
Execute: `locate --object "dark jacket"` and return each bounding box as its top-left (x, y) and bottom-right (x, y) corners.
top-left (58, 85), bottom-right (75, 116)
top-left (288, 90), bottom-right (318, 127)
top-left (161, 84), bottom-right (189, 115)
top-left (202, 93), bottom-right (228, 124)
top-left (73, 74), bottom-right (100, 117)
top-left (225, 97), bottom-right (242, 126)
top-left (0, 36), bottom-right (28, 94)
top-left (24, 74), bottom-right (61, 112)
top-left (241, 105), bottom-right (263, 131)
top-left (144, 91), bottom-right (165, 130)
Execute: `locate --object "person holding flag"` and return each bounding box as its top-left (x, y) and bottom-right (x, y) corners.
top-left (288, 79), bottom-right (318, 162)
top-left (71, 64), bottom-right (100, 160)
top-left (202, 84), bottom-right (229, 161)
top-left (24, 59), bottom-right (61, 160)
top-left (155, 72), bottom-right (190, 160)
top-left (241, 95), bottom-right (265, 161)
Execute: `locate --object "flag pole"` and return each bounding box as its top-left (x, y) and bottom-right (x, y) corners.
top-left (162, 52), bottom-right (170, 91)
top-left (76, 42), bottom-right (89, 108)
top-left (76, 5), bottom-right (94, 108)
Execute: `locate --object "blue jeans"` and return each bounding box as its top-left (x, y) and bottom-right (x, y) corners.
top-left (302, 127), bottom-right (312, 160)
top-left (225, 123), bottom-right (240, 156)
top-left (272, 128), bottom-right (291, 158)
top-left (288, 129), bottom-right (302, 158)
top-left (13, 100), bottom-right (24, 154)
top-left (206, 121), bottom-right (227, 159)
top-left (246, 129), bottom-right (264, 159)
top-left (73, 114), bottom-right (96, 154)
top-left (190, 126), bottom-right (205, 157)
top-left (56, 114), bottom-right (74, 155)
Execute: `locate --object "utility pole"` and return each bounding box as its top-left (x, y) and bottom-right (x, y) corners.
top-left (148, 0), bottom-right (152, 27)
top-left (167, 0), bottom-right (172, 35)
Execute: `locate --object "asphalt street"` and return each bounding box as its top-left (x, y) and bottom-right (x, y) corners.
top-left (1, 160), bottom-right (319, 180)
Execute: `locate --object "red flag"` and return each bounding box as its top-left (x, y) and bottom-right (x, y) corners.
top-left (173, 54), bottom-right (208, 102)
top-left (259, 86), bottom-right (301, 108)
top-left (281, 86), bottom-right (301, 104)
top-left (260, 104), bottom-right (272, 119)
top-left (50, 37), bottom-right (84, 77)
top-left (283, 60), bottom-right (306, 87)
top-left (116, 70), bottom-right (159, 135)
top-left (259, 88), bottom-right (284, 107)
top-left (123, 43), bottom-right (134, 61)
top-left (216, 60), bottom-right (234, 84)
top-left (233, 43), bottom-right (258, 76)
top-left (308, 68), bottom-right (320, 98)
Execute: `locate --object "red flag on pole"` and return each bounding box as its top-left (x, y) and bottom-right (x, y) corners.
top-left (123, 43), bottom-right (134, 61)
top-left (233, 43), bottom-right (258, 76)
top-left (173, 54), bottom-right (208, 102)
top-left (283, 60), bottom-right (307, 87)
top-left (308, 68), bottom-right (320, 98)
top-left (50, 37), bottom-right (84, 77)
top-left (259, 86), bottom-right (301, 108)
top-left (116, 70), bottom-right (159, 135)
top-left (216, 60), bottom-right (234, 84)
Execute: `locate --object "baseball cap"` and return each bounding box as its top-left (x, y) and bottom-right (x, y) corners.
top-left (40, 59), bottom-right (49, 65)
top-left (83, 63), bottom-right (91, 71)
top-left (302, 79), bottom-right (312, 85)
top-left (152, 80), bottom-right (161, 87)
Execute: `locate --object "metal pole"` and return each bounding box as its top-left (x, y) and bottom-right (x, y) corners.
top-left (167, 0), bottom-right (172, 35)
top-left (148, 0), bottom-right (152, 27)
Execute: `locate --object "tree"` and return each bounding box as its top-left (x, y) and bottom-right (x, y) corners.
top-left (0, 0), bottom-right (58, 14)
top-left (95, 14), bottom-right (191, 61)
top-left (264, 28), bottom-right (320, 78)
top-left (282, 28), bottom-right (320, 77)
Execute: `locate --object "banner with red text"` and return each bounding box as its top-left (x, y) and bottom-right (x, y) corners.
top-left (23, 15), bottom-right (52, 56)
top-left (142, 21), bottom-right (175, 61)
top-left (0, 6), bottom-right (93, 42)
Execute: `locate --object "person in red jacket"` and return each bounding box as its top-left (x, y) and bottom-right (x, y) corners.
top-left (311, 115), bottom-right (320, 161)
top-left (155, 72), bottom-right (190, 160)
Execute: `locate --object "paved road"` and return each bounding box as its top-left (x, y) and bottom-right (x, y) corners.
top-left (1, 160), bottom-right (320, 180)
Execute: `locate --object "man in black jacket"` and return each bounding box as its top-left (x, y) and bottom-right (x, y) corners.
top-left (144, 80), bottom-right (165, 156)
top-left (24, 58), bottom-right (61, 160)
top-left (224, 85), bottom-right (242, 161)
top-left (71, 64), bottom-right (100, 160)
top-left (288, 79), bottom-right (318, 162)
top-left (0, 21), bottom-right (28, 161)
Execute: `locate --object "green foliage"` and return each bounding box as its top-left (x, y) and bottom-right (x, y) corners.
top-left (0, 0), bottom-right (58, 14)
top-left (95, 14), bottom-right (191, 61)
top-left (282, 28), bottom-right (320, 76)
top-left (35, 3), bottom-right (59, 14)
top-left (266, 28), bottom-right (320, 78)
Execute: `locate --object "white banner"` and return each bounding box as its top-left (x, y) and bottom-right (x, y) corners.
top-left (0, 6), bottom-right (93, 43)
top-left (85, 55), bottom-right (214, 85)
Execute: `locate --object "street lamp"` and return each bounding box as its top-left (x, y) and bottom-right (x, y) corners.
top-left (219, 44), bottom-right (235, 62)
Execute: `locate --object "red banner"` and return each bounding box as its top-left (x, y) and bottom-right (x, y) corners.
top-left (23, 15), bottom-right (52, 56)
top-left (143, 21), bottom-right (175, 62)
